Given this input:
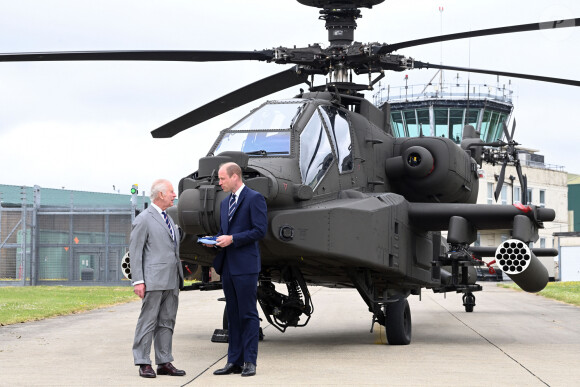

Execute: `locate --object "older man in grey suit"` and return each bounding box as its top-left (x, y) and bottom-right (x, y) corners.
top-left (130, 179), bottom-right (185, 378)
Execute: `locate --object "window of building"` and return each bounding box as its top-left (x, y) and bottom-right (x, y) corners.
top-left (539, 190), bottom-right (545, 208)
top-left (501, 185), bottom-right (507, 205)
top-left (404, 110), bottom-right (419, 137)
top-left (434, 108), bottom-right (448, 138)
top-left (540, 238), bottom-right (546, 248)
top-left (487, 182), bottom-right (494, 204)
top-left (390, 111), bottom-right (405, 137)
top-left (514, 186), bottom-right (521, 204)
top-left (527, 188), bottom-right (533, 205)
top-left (449, 108), bottom-right (464, 141)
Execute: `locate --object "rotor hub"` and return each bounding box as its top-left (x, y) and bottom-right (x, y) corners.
top-left (297, 0), bottom-right (385, 46)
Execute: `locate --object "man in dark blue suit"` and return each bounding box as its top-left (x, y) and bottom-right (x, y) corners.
top-left (212, 162), bottom-right (268, 377)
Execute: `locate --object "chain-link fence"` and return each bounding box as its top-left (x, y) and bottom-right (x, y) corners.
top-left (1, 186), bottom-right (140, 287)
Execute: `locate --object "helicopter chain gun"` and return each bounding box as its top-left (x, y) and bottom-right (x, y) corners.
top-left (1, 0), bottom-right (577, 345)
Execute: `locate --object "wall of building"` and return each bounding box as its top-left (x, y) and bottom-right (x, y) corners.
top-left (568, 183), bottom-right (580, 232)
top-left (475, 162), bottom-right (568, 250)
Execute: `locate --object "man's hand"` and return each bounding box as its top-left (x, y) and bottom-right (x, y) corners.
top-left (216, 235), bottom-right (234, 248)
top-left (134, 283), bottom-right (145, 299)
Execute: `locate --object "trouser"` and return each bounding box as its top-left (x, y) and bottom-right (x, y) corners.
top-left (132, 288), bottom-right (179, 365)
top-left (222, 264), bottom-right (260, 366)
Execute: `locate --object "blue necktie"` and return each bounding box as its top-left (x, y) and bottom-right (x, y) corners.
top-left (228, 194), bottom-right (237, 223)
top-left (161, 211), bottom-right (175, 240)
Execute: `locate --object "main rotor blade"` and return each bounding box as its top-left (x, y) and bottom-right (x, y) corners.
top-left (0, 50), bottom-right (274, 63)
top-left (377, 17), bottom-right (580, 54)
top-left (151, 66), bottom-right (309, 138)
top-left (413, 61), bottom-right (580, 87)
top-left (494, 161), bottom-right (507, 202)
top-left (510, 119), bottom-right (517, 141)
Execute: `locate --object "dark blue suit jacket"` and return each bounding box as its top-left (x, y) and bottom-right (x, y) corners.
top-left (212, 186), bottom-right (268, 276)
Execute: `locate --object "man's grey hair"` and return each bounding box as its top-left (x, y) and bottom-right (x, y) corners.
top-left (150, 179), bottom-right (169, 201)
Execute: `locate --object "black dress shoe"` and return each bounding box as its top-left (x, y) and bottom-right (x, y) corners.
top-left (139, 364), bottom-right (156, 378)
top-left (213, 362), bottom-right (243, 375)
top-left (157, 362), bottom-right (186, 376)
top-left (241, 362), bottom-right (256, 377)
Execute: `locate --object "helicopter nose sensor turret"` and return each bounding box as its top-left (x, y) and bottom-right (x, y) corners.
top-left (386, 137), bottom-right (479, 203)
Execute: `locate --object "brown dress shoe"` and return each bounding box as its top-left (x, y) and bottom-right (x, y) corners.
top-left (157, 362), bottom-right (186, 376)
top-left (139, 364), bottom-right (156, 378)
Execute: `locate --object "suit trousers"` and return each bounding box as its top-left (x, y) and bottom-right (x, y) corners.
top-left (222, 263), bottom-right (260, 366)
top-left (133, 289), bottom-right (179, 365)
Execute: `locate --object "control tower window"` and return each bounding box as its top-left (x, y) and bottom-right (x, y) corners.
top-left (299, 110), bottom-right (334, 188)
top-left (319, 106), bottom-right (353, 173)
top-left (480, 110), bottom-right (508, 142)
top-left (391, 111), bottom-right (405, 137)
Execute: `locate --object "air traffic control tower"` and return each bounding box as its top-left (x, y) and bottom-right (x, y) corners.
top-left (373, 76), bottom-right (513, 143)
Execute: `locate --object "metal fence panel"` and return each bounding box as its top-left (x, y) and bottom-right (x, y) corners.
top-left (1, 190), bottom-right (135, 287)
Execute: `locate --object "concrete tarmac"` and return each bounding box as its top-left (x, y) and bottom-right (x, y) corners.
top-left (1, 283), bottom-right (579, 386)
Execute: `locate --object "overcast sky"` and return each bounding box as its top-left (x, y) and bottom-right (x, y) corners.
top-left (0, 0), bottom-right (578, 196)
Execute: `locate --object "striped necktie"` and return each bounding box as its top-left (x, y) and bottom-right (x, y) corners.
top-left (228, 194), bottom-right (237, 223)
top-left (161, 211), bottom-right (175, 240)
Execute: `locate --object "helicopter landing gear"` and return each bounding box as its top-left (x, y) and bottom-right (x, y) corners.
top-left (384, 297), bottom-right (412, 345)
top-left (462, 292), bottom-right (476, 312)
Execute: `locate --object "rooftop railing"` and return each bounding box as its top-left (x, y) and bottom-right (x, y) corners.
top-left (373, 82), bottom-right (514, 106)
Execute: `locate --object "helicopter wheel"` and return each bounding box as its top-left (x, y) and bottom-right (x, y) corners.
top-left (463, 292), bottom-right (476, 313)
top-left (384, 297), bottom-right (412, 345)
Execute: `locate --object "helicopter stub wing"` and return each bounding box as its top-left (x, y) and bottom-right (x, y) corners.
top-left (408, 202), bottom-right (555, 232)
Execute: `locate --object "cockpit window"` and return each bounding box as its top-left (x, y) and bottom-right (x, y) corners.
top-left (300, 110), bottom-right (334, 189)
top-left (231, 101), bottom-right (306, 131)
top-left (319, 106), bottom-right (353, 173)
top-left (214, 131), bottom-right (291, 155)
top-left (213, 101), bottom-right (306, 156)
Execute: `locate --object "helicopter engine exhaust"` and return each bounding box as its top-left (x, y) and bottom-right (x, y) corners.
top-left (495, 239), bottom-right (548, 293)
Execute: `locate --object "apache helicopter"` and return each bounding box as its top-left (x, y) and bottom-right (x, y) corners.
top-left (2, 0), bottom-right (578, 345)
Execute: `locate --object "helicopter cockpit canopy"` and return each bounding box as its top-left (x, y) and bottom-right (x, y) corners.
top-left (212, 98), bottom-right (354, 190)
top-left (300, 105), bottom-right (353, 188)
top-left (214, 100), bottom-right (306, 156)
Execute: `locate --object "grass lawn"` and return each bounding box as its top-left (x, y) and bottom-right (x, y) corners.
top-left (0, 286), bottom-right (139, 326)
top-left (498, 281), bottom-right (580, 306)
top-left (0, 280), bottom-right (199, 326)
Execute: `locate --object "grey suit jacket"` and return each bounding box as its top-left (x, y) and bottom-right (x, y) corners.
top-left (129, 206), bottom-right (183, 291)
